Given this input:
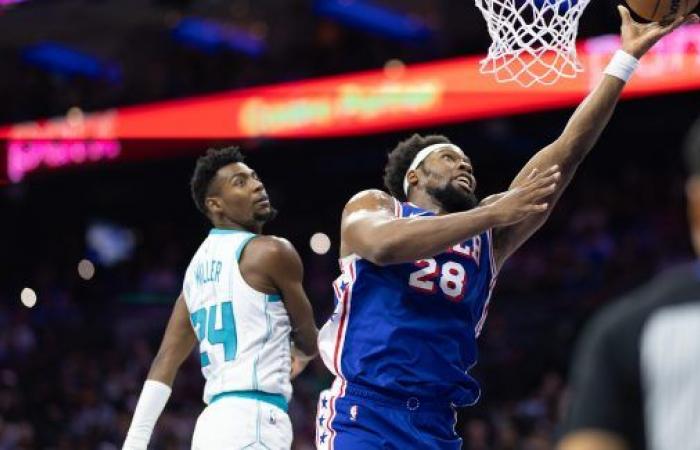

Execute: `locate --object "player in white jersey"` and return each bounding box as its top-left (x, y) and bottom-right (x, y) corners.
top-left (123, 147), bottom-right (318, 450)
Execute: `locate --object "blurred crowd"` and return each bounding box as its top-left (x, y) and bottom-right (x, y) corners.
top-left (1, 158), bottom-right (692, 450)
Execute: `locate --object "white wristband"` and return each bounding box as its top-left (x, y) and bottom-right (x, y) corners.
top-left (122, 380), bottom-right (172, 450)
top-left (604, 50), bottom-right (640, 83)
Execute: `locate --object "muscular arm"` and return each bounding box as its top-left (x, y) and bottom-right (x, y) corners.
top-left (492, 75), bottom-right (625, 270)
top-left (342, 190), bottom-right (501, 265)
top-left (342, 181), bottom-right (557, 265)
top-left (491, 8), bottom-right (698, 271)
top-left (147, 293), bottom-right (198, 385)
top-left (242, 237), bottom-right (318, 359)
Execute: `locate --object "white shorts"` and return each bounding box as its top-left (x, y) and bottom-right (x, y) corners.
top-left (191, 396), bottom-right (293, 450)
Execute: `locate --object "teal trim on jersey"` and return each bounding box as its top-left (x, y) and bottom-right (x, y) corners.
top-left (210, 390), bottom-right (288, 413)
top-left (267, 293), bottom-right (282, 302)
top-left (235, 233), bottom-right (257, 262)
top-left (209, 228), bottom-right (251, 235)
top-left (253, 294), bottom-right (273, 391)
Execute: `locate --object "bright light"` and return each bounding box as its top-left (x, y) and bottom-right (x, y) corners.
top-left (20, 288), bottom-right (37, 308)
top-left (78, 259), bottom-right (96, 280)
top-left (383, 58), bottom-right (406, 79)
top-left (310, 233), bottom-right (331, 255)
top-left (66, 106), bottom-right (84, 127)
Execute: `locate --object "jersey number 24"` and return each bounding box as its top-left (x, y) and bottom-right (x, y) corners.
top-left (409, 259), bottom-right (467, 302)
top-left (190, 302), bottom-right (237, 367)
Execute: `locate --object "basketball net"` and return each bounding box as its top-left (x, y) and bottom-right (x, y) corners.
top-left (475, 0), bottom-right (592, 87)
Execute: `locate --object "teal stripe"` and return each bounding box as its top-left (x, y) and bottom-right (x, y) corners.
top-left (210, 390), bottom-right (288, 413)
top-left (235, 234), bottom-right (257, 262)
top-left (253, 294), bottom-right (272, 391)
top-left (267, 293), bottom-right (282, 302)
top-left (210, 228), bottom-right (248, 235)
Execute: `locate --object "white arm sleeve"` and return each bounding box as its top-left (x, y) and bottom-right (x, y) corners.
top-left (122, 380), bottom-right (172, 450)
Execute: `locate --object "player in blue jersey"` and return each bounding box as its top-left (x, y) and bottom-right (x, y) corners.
top-left (315, 7), bottom-right (697, 450)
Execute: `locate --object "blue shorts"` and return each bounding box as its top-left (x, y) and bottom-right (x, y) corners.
top-left (316, 381), bottom-right (462, 450)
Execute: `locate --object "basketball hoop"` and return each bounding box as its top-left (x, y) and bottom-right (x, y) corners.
top-left (474, 0), bottom-right (592, 87)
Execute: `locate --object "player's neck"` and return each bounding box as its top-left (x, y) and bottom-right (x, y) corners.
top-left (407, 191), bottom-right (445, 215)
top-left (212, 218), bottom-right (262, 234)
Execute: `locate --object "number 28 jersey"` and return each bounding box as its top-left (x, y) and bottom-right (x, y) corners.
top-left (318, 200), bottom-right (498, 406)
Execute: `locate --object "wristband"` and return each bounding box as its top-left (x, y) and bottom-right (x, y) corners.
top-left (604, 50), bottom-right (640, 83)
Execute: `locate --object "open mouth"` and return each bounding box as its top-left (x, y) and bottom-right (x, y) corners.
top-left (454, 176), bottom-right (472, 192)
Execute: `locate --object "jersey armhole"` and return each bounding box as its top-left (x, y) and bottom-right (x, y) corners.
top-left (236, 233), bottom-right (258, 263)
top-left (486, 228), bottom-right (498, 280)
top-left (393, 197), bottom-right (402, 218)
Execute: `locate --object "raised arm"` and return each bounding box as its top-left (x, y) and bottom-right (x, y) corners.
top-left (491, 7), bottom-right (699, 271)
top-left (342, 171), bottom-right (559, 265)
top-left (123, 294), bottom-right (197, 450)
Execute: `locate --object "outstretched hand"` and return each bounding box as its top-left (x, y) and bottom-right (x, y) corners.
top-left (486, 165), bottom-right (561, 227)
top-left (619, 5), bottom-right (699, 58)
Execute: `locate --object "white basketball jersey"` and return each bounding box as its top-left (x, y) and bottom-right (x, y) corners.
top-left (182, 229), bottom-right (293, 404)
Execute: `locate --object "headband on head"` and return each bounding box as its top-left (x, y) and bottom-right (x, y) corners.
top-left (402, 143), bottom-right (462, 196)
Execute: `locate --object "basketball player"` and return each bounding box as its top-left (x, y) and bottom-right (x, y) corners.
top-left (558, 123), bottom-right (700, 450)
top-left (315, 7), bottom-right (699, 450)
top-left (122, 147), bottom-right (318, 450)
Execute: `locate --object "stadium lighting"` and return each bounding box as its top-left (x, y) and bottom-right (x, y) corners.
top-left (172, 17), bottom-right (266, 57)
top-left (78, 259), bottom-right (96, 281)
top-left (314, 0), bottom-right (432, 43)
top-left (310, 233), bottom-right (332, 255)
top-left (20, 288), bottom-right (37, 308)
top-left (21, 43), bottom-right (122, 82)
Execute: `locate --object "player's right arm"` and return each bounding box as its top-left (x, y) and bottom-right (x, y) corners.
top-left (490, 8), bottom-right (699, 272)
top-left (123, 294), bottom-right (197, 450)
top-left (342, 168), bottom-right (559, 266)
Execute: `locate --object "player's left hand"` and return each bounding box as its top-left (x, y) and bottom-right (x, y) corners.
top-left (290, 344), bottom-right (314, 379)
top-left (291, 354), bottom-right (307, 379)
top-left (479, 192), bottom-right (507, 207)
top-left (619, 5), bottom-right (699, 58)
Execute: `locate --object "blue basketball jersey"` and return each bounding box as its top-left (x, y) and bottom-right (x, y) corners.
top-left (318, 199), bottom-right (498, 407)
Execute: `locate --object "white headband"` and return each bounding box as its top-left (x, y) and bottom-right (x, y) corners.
top-left (403, 143), bottom-right (462, 196)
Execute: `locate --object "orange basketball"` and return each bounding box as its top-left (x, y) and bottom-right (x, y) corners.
top-left (626, 0), bottom-right (699, 22)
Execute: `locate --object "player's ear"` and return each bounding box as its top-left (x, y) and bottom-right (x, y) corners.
top-left (206, 196), bottom-right (223, 215)
top-left (406, 170), bottom-right (419, 190)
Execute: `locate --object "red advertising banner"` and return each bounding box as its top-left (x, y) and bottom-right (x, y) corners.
top-left (2, 26), bottom-right (699, 182)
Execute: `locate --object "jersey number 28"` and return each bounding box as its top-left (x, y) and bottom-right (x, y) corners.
top-left (190, 302), bottom-right (238, 367)
top-left (409, 259), bottom-right (467, 302)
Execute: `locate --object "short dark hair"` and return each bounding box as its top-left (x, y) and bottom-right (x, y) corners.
top-left (190, 146), bottom-right (245, 216)
top-left (685, 119), bottom-right (700, 176)
top-left (383, 133), bottom-right (452, 201)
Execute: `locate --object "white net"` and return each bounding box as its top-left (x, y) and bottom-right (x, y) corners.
top-left (475, 0), bottom-right (592, 87)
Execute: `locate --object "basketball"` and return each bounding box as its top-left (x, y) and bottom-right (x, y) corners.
top-left (626, 0), bottom-right (699, 22)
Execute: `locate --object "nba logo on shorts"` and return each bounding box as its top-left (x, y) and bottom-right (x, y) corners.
top-left (350, 405), bottom-right (358, 422)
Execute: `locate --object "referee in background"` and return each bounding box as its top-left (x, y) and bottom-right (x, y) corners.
top-left (558, 119), bottom-right (700, 450)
